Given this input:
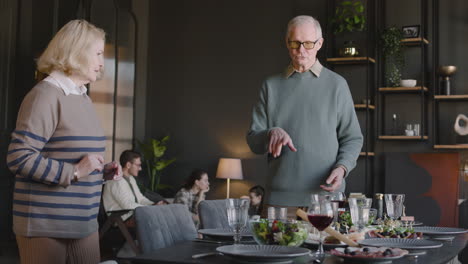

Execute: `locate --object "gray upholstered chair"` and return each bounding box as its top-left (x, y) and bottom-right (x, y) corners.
top-left (198, 199), bottom-right (229, 229)
top-left (135, 204), bottom-right (198, 253)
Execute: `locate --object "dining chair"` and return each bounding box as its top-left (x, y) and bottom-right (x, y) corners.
top-left (135, 204), bottom-right (198, 253)
top-left (198, 199), bottom-right (230, 229)
top-left (98, 193), bottom-right (140, 255)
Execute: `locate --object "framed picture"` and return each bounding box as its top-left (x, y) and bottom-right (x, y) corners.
top-left (402, 25), bottom-right (420, 38)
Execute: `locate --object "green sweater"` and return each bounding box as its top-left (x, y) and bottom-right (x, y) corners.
top-left (246, 64), bottom-right (363, 206)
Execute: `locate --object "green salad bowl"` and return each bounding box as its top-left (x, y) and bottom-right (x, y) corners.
top-left (249, 218), bottom-right (309, 247)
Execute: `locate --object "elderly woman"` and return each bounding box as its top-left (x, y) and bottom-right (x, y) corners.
top-left (174, 169), bottom-right (210, 228)
top-left (6, 20), bottom-right (121, 264)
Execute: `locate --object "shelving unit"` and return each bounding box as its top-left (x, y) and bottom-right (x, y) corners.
top-left (355, 104), bottom-right (376, 110)
top-left (434, 95), bottom-right (468, 100)
top-left (379, 86), bottom-right (428, 92)
top-left (434, 144), bottom-right (468, 149)
top-left (327, 57), bottom-right (376, 64)
top-left (379, 135), bottom-right (429, 140)
top-left (401, 37), bottom-right (429, 45)
top-left (377, 0), bottom-right (432, 141)
top-left (325, 0), bottom-right (378, 194)
top-left (433, 95), bottom-right (468, 147)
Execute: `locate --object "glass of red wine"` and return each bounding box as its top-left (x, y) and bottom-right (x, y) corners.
top-left (329, 191), bottom-right (346, 209)
top-left (307, 194), bottom-right (333, 258)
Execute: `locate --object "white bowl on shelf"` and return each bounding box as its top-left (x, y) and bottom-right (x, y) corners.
top-left (400, 79), bottom-right (417, 87)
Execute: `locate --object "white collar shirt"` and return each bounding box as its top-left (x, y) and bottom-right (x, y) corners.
top-left (43, 71), bottom-right (88, 96)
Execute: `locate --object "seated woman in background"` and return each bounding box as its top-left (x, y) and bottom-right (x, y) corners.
top-left (247, 185), bottom-right (265, 217)
top-left (174, 169), bottom-right (210, 228)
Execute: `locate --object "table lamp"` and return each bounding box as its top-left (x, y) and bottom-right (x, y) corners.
top-left (216, 158), bottom-right (243, 198)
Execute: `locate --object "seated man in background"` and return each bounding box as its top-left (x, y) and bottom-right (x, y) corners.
top-left (103, 150), bottom-right (166, 226)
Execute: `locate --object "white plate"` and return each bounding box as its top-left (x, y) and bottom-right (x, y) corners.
top-left (216, 244), bottom-right (310, 263)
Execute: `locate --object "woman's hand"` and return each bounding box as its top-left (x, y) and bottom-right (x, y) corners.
top-left (103, 161), bottom-right (123, 181)
top-left (199, 186), bottom-right (210, 195)
top-left (75, 154), bottom-right (104, 180)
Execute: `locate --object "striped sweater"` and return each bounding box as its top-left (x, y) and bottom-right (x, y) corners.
top-left (6, 81), bottom-right (105, 239)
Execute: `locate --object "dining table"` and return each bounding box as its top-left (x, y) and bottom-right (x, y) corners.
top-left (128, 233), bottom-right (467, 264)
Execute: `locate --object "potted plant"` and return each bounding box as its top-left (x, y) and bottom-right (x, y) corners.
top-left (138, 136), bottom-right (176, 197)
top-left (331, 0), bottom-right (366, 34)
top-left (381, 26), bottom-right (405, 87)
top-left (331, 0), bottom-right (366, 57)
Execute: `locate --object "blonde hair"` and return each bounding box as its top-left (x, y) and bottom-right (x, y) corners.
top-left (286, 15), bottom-right (322, 39)
top-left (37, 19), bottom-right (105, 77)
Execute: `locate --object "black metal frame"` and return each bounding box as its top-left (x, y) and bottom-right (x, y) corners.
top-left (325, 0), bottom-right (378, 195)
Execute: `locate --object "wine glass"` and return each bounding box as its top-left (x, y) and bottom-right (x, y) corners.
top-left (226, 198), bottom-right (250, 244)
top-left (307, 194), bottom-right (333, 259)
top-left (329, 191), bottom-right (346, 209)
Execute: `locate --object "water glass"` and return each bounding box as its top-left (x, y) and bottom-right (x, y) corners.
top-left (267, 207), bottom-right (288, 221)
top-left (267, 207), bottom-right (276, 220)
top-left (226, 198), bottom-right (249, 244)
top-left (330, 201), bottom-right (340, 229)
top-left (369, 208), bottom-right (377, 225)
top-left (385, 194), bottom-right (405, 220)
top-left (348, 198), bottom-right (372, 231)
top-left (413, 124), bottom-right (420, 136)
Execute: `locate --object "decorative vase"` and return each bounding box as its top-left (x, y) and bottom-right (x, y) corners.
top-left (339, 41), bottom-right (359, 57)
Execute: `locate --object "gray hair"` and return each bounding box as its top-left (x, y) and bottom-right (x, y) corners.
top-left (286, 15), bottom-right (322, 39)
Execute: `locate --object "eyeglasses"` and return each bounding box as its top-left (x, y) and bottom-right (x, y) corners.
top-left (131, 162), bottom-right (142, 168)
top-left (288, 39), bottom-right (320, 50)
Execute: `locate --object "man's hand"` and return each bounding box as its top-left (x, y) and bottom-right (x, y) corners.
top-left (268, 128), bottom-right (297, 158)
top-left (320, 166), bottom-right (346, 192)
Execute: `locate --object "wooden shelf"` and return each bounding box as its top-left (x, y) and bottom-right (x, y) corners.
top-left (379, 135), bottom-right (428, 140)
top-left (379, 86), bottom-right (428, 92)
top-left (434, 95), bottom-right (468, 100)
top-left (359, 152), bottom-right (375, 156)
top-left (354, 104), bottom-right (375, 110)
top-left (434, 144), bottom-right (468, 149)
top-left (327, 57), bottom-right (376, 64)
top-left (401, 37), bottom-right (429, 45)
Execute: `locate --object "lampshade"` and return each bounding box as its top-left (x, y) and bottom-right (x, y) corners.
top-left (216, 158), bottom-right (243, 199)
top-left (216, 158), bottom-right (243, 180)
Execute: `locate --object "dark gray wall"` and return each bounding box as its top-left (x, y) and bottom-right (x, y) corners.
top-left (144, 0), bottom-right (327, 199)
top-left (144, 0), bottom-right (468, 201)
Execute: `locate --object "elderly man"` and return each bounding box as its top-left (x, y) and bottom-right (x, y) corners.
top-left (246, 15), bottom-right (363, 207)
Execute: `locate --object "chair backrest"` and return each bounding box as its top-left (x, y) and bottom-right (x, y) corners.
top-left (135, 204), bottom-right (198, 253)
top-left (198, 199), bottom-right (229, 229)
